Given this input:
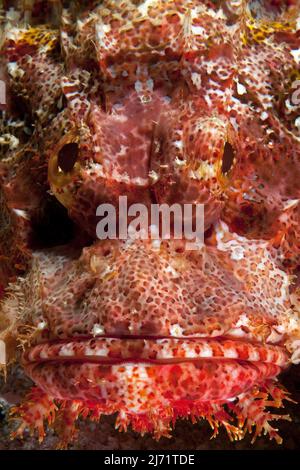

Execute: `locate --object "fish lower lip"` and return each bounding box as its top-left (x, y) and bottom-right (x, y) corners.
top-left (22, 336), bottom-right (289, 367)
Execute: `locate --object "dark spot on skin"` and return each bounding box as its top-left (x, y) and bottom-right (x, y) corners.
top-left (57, 142), bottom-right (79, 173)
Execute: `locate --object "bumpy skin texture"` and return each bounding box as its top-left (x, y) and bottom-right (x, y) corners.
top-left (1, 0), bottom-right (300, 448)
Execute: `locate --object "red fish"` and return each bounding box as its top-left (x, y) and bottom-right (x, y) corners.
top-left (0, 0), bottom-right (300, 448)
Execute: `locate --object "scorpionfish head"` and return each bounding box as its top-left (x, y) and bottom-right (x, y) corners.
top-left (1, 0), bottom-right (300, 448)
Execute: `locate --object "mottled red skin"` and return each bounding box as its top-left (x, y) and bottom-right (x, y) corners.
top-left (0, 0), bottom-right (300, 448)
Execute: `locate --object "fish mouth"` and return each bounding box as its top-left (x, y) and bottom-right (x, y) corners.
top-left (22, 335), bottom-right (289, 367)
top-left (15, 336), bottom-right (293, 445)
top-left (21, 336), bottom-right (290, 413)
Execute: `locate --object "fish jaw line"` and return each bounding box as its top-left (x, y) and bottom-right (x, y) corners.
top-left (22, 336), bottom-right (289, 368)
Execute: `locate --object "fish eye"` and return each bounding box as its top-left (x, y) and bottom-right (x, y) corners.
top-left (221, 141), bottom-right (235, 174)
top-left (57, 142), bottom-right (79, 173)
top-left (48, 136), bottom-right (81, 208)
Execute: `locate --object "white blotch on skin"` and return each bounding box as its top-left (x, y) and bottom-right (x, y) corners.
top-left (236, 81), bottom-right (247, 95)
top-left (230, 246), bottom-right (245, 261)
top-left (224, 348), bottom-right (238, 359)
top-left (37, 320), bottom-right (47, 330)
top-left (92, 324), bottom-right (105, 336)
top-left (200, 344), bottom-right (213, 358)
top-left (170, 324), bottom-right (184, 337)
top-left (59, 344), bottom-right (74, 357)
top-left (260, 111), bottom-right (268, 121)
top-left (291, 48), bottom-right (300, 64)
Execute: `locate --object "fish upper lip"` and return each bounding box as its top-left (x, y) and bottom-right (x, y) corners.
top-left (22, 335), bottom-right (290, 368)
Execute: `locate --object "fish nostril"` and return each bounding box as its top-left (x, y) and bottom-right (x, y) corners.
top-left (57, 142), bottom-right (79, 173)
top-left (221, 141), bottom-right (235, 175)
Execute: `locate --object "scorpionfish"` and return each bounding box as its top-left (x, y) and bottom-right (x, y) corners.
top-left (1, 0), bottom-right (300, 448)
